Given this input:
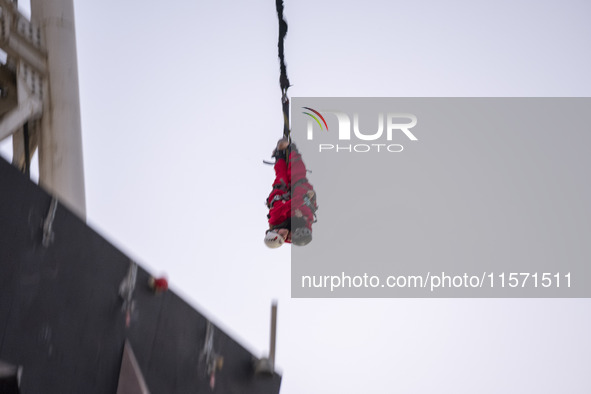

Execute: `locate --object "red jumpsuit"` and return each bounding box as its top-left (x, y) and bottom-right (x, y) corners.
top-left (267, 148), bottom-right (316, 240)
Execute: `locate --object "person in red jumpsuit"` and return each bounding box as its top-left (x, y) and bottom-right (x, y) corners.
top-left (265, 139), bottom-right (317, 248)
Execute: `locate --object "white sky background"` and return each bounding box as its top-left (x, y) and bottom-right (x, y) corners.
top-left (3, 0), bottom-right (591, 393)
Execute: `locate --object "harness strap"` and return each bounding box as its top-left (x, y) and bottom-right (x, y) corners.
top-left (267, 192), bottom-right (291, 208)
top-left (273, 178), bottom-right (288, 190)
top-left (291, 178), bottom-right (308, 189)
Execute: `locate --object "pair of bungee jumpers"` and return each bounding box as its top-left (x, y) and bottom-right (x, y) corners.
top-left (264, 139), bottom-right (317, 248)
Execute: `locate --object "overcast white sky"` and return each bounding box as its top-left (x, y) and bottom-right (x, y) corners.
top-left (3, 1), bottom-right (591, 393)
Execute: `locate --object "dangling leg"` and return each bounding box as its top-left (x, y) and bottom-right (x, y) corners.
top-left (271, 139), bottom-right (290, 190)
top-left (287, 144), bottom-right (307, 184)
top-left (268, 139), bottom-right (291, 206)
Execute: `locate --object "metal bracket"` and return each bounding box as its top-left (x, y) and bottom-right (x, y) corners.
top-left (41, 197), bottom-right (57, 247)
top-left (119, 260), bottom-right (137, 328)
top-left (201, 321), bottom-right (224, 390)
top-left (0, 359), bottom-right (22, 392)
top-left (0, 69), bottom-right (43, 142)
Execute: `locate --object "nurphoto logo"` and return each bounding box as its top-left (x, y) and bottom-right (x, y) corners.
top-left (301, 107), bottom-right (418, 153)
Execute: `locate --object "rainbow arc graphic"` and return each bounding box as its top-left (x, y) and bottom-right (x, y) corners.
top-left (302, 107), bottom-right (329, 131)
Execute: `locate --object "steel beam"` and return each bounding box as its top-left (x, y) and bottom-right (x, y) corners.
top-left (31, 0), bottom-right (85, 219)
